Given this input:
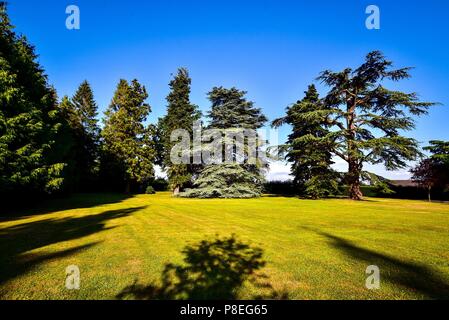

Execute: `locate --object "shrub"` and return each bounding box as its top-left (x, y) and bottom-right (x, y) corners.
top-left (145, 186), bottom-right (156, 194)
top-left (263, 180), bottom-right (296, 195)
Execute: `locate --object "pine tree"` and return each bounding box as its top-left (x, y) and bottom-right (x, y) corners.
top-left (55, 82), bottom-right (100, 192)
top-left (101, 79), bottom-right (155, 193)
top-left (181, 87), bottom-right (267, 198)
top-left (57, 96), bottom-right (81, 191)
top-left (272, 85), bottom-right (339, 199)
top-left (314, 51), bottom-right (434, 200)
top-left (0, 2), bottom-right (65, 198)
top-left (72, 80), bottom-right (100, 177)
top-left (158, 68), bottom-right (201, 194)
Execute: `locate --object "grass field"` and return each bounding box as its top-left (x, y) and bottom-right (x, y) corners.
top-left (1, 192), bottom-right (448, 300)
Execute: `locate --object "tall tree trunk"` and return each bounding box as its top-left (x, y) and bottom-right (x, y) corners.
top-left (346, 96), bottom-right (363, 200)
top-left (428, 186), bottom-right (431, 202)
top-left (348, 160), bottom-right (363, 200)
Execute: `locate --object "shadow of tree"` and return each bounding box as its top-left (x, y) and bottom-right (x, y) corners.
top-left (117, 235), bottom-right (288, 300)
top-left (307, 228), bottom-right (449, 299)
top-left (0, 193), bottom-right (134, 222)
top-left (0, 206), bottom-right (146, 289)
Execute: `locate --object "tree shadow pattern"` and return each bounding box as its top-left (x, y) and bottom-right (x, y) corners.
top-left (307, 228), bottom-right (449, 299)
top-left (0, 206), bottom-right (146, 291)
top-left (117, 235), bottom-right (288, 300)
top-left (0, 193), bottom-right (133, 222)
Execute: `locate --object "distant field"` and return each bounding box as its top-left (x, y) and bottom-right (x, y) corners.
top-left (1, 193), bottom-right (448, 300)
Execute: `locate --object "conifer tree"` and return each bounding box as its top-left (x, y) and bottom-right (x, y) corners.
top-left (306, 51), bottom-right (434, 200)
top-left (56, 96), bottom-right (81, 191)
top-left (181, 87), bottom-right (267, 198)
top-left (101, 79), bottom-right (155, 193)
top-left (158, 68), bottom-right (201, 194)
top-left (58, 81), bottom-right (100, 191)
top-left (72, 81), bottom-right (100, 175)
top-left (272, 85), bottom-right (339, 199)
top-left (0, 2), bottom-right (65, 197)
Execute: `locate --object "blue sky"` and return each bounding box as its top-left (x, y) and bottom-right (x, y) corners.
top-left (8, 0), bottom-right (449, 180)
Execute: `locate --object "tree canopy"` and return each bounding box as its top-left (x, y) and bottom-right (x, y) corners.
top-left (411, 140), bottom-right (449, 201)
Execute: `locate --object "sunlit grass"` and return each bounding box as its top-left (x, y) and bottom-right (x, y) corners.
top-left (1, 193), bottom-right (448, 299)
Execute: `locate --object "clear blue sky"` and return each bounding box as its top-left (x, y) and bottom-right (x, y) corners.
top-left (8, 0), bottom-right (449, 179)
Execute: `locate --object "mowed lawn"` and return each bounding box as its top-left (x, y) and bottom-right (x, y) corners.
top-left (1, 192), bottom-right (448, 300)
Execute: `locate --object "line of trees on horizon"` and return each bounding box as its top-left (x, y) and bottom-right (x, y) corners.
top-left (1, 3), bottom-right (448, 203)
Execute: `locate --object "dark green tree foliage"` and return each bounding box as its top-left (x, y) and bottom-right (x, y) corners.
top-left (425, 140), bottom-right (449, 166)
top-left (57, 96), bottom-right (81, 191)
top-left (315, 51), bottom-right (434, 200)
top-left (101, 79), bottom-right (155, 193)
top-left (181, 87), bottom-right (267, 198)
top-left (158, 68), bottom-right (201, 194)
top-left (72, 81), bottom-right (100, 183)
top-left (273, 85), bottom-right (339, 199)
top-left (208, 86), bottom-right (268, 171)
top-left (411, 140), bottom-right (449, 201)
top-left (0, 3), bottom-right (65, 197)
top-left (208, 87), bottom-right (267, 129)
top-left (58, 81), bottom-right (100, 191)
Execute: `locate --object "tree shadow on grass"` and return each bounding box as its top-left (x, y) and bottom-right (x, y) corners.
top-left (0, 206), bottom-right (146, 290)
top-left (117, 235), bottom-right (288, 300)
top-left (0, 193), bottom-right (134, 222)
top-left (306, 228), bottom-right (449, 299)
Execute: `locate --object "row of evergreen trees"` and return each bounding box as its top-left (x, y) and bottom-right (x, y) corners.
top-left (1, 3), bottom-right (437, 201)
top-left (1, 3), bottom-right (268, 200)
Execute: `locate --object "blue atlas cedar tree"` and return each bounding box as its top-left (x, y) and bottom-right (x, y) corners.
top-left (180, 87), bottom-right (267, 199)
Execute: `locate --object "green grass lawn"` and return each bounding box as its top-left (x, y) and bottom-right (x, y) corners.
top-left (1, 192), bottom-right (448, 300)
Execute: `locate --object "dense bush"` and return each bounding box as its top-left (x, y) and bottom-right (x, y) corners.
top-left (145, 186), bottom-right (156, 194)
top-left (263, 181), bottom-right (296, 195)
top-left (151, 178), bottom-right (169, 192)
top-left (388, 186), bottom-right (448, 201)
